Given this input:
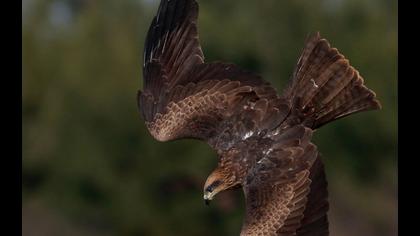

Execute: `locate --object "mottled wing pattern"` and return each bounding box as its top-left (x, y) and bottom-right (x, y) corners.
top-left (139, 0), bottom-right (287, 142)
top-left (282, 32), bottom-right (381, 129)
top-left (241, 126), bottom-right (319, 236)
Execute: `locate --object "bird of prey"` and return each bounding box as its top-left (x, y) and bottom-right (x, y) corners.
top-left (137, 0), bottom-right (381, 235)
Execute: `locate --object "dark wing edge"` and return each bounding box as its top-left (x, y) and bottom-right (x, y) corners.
top-left (139, 0), bottom-right (204, 122)
top-left (295, 156), bottom-right (329, 236)
top-left (282, 32), bottom-right (381, 129)
top-left (241, 125), bottom-right (322, 236)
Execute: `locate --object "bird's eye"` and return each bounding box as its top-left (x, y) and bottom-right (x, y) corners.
top-left (206, 180), bottom-right (222, 192)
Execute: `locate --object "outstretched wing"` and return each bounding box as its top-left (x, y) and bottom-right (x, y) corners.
top-left (241, 125), bottom-right (328, 236)
top-left (138, 0), bottom-right (288, 143)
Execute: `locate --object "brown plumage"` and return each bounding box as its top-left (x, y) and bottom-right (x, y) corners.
top-left (137, 0), bottom-right (381, 235)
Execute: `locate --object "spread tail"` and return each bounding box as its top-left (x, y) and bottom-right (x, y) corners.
top-left (283, 32), bottom-right (381, 129)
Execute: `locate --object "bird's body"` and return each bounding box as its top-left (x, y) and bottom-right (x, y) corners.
top-left (138, 0), bottom-right (381, 235)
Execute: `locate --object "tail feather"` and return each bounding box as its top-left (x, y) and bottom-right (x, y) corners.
top-left (284, 32), bottom-right (381, 129)
top-left (315, 74), bottom-right (380, 127)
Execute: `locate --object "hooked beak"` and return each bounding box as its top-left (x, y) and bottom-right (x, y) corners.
top-left (203, 191), bottom-right (213, 206)
top-left (205, 199), bottom-right (211, 206)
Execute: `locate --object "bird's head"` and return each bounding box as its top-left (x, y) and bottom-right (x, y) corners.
top-left (203, 150), bottom-right (245, 205)
top-left (203, 170), bottom-right (228, 205)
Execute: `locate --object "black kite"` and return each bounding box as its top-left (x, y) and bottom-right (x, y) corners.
top-left (137, 0), bottom-right (381, 235)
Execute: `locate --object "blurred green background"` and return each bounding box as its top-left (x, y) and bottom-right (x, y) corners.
top-left (22, 0), bottom-right (397, 235)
